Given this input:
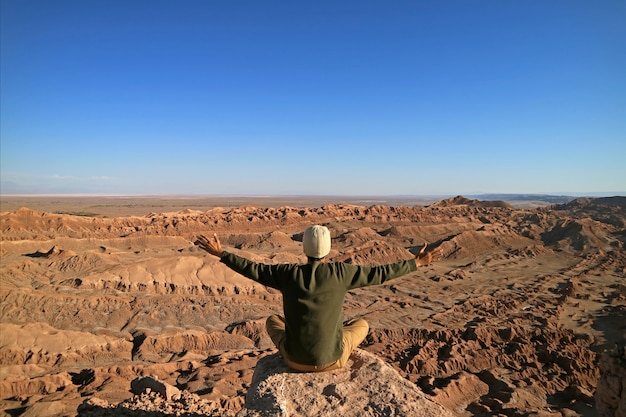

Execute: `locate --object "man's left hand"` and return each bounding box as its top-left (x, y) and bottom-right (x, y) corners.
top-left (195, 233), bottom-right (224, 257)
top-left (415, 243), bottom-right (443, 267)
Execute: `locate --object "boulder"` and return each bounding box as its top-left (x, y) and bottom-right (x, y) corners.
top-left (596, 344), bottom-right (626, 417)
top-left (236, 349), bottom-right (455, 417)
top-left (130, 375), bottom-right (181, 400)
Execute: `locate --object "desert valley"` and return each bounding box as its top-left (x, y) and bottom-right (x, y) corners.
top-left (0, 195), bottom-right (624, 416)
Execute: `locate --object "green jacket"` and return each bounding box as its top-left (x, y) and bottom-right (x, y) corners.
top-left (220, 251), bottom-right (417, 366)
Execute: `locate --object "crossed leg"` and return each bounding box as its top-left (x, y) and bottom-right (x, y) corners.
top-left (265, 314), bottom-right (369, 372)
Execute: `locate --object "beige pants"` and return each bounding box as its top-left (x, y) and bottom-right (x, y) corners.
top-left (265, 314), bottom-right (369, 372)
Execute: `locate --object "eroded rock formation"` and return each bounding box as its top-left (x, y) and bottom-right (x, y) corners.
top-left (0, 196), bottom-right (624, 416)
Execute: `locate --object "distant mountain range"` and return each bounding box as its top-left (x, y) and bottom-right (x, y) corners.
top-left (470, 194), bottom-right (587, 204)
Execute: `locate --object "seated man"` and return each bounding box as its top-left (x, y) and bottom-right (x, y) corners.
top-left (196, 225), bottom-right (441, 372)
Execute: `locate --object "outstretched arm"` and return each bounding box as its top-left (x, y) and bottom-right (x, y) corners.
top-left (195, 233), bottom-right (224, 257)
top-left (345, 242), bottom-right (443, 290)
top-left (194, 233), bottom-right (287, 289)
top-left (415, 243), bottom-right (443, 267)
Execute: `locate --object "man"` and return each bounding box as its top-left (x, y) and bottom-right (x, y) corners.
top-left (196, 225), bottom-right (441, 372)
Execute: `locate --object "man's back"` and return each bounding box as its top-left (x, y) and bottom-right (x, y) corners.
top-left (220, 252), bottom-right (416, 365)
top-left (195, 226), bottom-right (440, 371)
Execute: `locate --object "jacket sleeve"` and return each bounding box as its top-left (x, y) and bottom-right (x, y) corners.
top-left (219, 251), bottom-right (291, 290)
top-left (343, 258), bottom-right (418, 290)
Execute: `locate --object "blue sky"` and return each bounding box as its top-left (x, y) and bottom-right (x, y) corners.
top-left (1, 1), bottom-right (625, 196)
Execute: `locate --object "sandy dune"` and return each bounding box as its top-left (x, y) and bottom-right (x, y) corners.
top-left (0, 196), bottom-right (624, 416)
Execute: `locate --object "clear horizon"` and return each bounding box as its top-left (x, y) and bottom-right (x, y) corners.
top-left (2, 1), bottom-right (625, 196)
top-left (2, 191), bottom-right (624, 198)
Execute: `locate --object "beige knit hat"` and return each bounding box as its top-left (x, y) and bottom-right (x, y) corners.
top-left (303, 225), bottom-right (331, 258)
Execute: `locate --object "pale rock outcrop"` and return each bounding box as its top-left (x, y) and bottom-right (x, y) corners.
top-left (236, 349), bottom-right (454, 417)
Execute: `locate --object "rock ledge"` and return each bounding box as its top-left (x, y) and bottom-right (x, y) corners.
top-left (236, 349), bottom-right (454, 417)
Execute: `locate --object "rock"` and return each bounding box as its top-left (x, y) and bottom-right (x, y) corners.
top-left (79, 386), bottom-right (230, 417)
top-left (596, 344), bottom-right (626, 417)
top-left (429, 371), bottom-right (490, 411)
top-left (130, 375), bottom-right (180, 400)
top-left (236, 349), bottom-right (455, 417)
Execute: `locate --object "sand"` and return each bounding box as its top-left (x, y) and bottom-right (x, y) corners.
top-left (0, 195), bottom-right (624, 416)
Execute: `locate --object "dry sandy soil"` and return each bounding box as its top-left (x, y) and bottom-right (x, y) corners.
top-left (0, 195), bottom-right (624, 416)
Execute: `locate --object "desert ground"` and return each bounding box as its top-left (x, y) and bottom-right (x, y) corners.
top-left (0, 195), bottom-right (624, 416)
